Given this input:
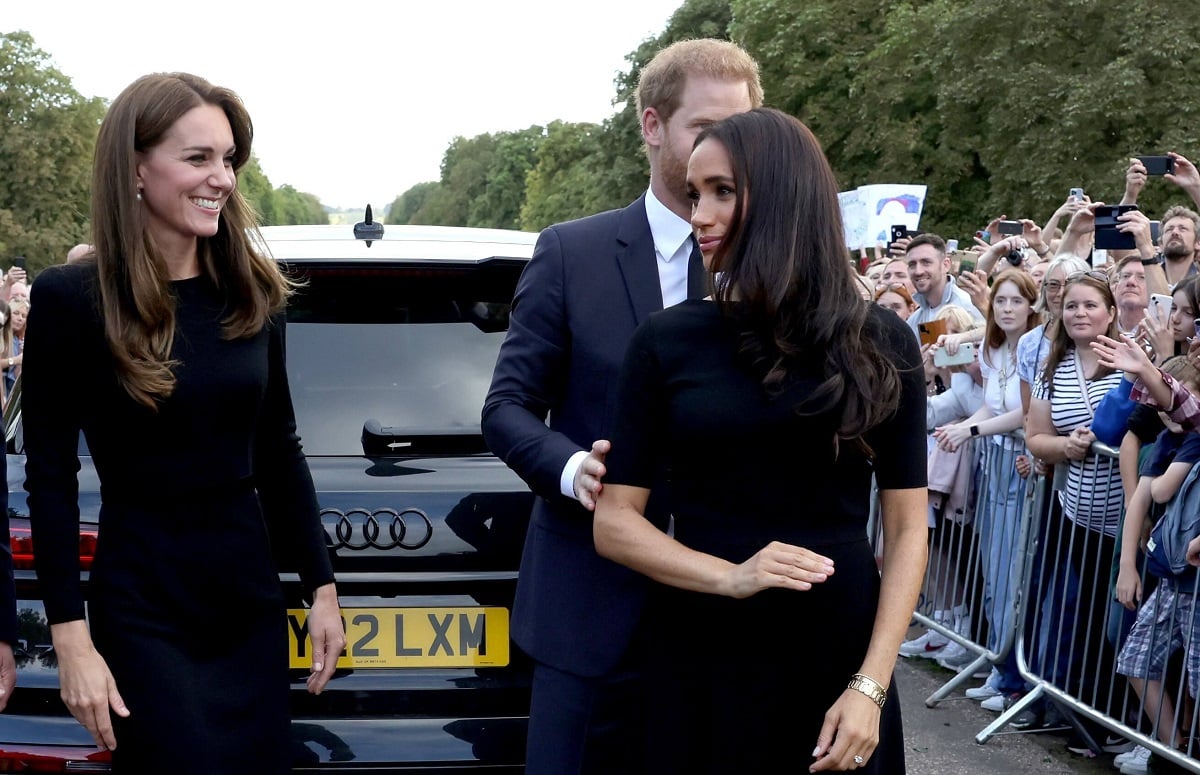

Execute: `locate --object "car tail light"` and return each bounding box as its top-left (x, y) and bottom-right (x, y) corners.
top-left (0, 745), bottom-right (110, 772)
top-left (9, 527), bottom-right (97, 571)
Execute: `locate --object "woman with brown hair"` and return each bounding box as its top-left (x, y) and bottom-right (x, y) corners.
top-left (21, 73), bottom-right (344, 773)
top-left (874, 283), bottom-right (916, 322)
top-left (593, 108), bottom-right (928, 772)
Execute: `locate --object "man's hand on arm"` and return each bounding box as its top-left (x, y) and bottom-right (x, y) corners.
top-left (565, 439), bottom-right (611, 511)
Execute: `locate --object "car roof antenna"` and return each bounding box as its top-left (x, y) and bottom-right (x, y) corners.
top-left (353, 204), bottom-right (384, 247)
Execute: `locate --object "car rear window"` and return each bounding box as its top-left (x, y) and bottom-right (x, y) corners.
top-left (282, 263), bottom-right (523, 456)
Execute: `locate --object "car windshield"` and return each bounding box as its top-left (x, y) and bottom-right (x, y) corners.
top-left (283, 264), bottom-right (519, 456)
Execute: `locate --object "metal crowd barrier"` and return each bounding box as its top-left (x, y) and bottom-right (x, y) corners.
top-left (893, 429), bottom-right (1200, 770)
top-left (902, 432), bottom-right (1034, 706)
top-left (978, 442), bottom-right (1200, 772)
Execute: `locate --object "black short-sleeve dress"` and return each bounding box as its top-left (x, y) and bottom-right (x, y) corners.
top-left (603, 300), bottom-right (926, 774)
top-left (22, 263), bottom-right (334, 773)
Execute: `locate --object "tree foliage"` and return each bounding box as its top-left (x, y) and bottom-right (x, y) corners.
top-left (733, 0), bottom-right (1200, 237)
top-left (0, 31), bottom-right (104, 271)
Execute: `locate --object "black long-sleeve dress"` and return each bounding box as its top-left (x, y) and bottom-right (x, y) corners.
top-left (603, 300), bottom-right (926, 774)
top-left (22, 262), bottom-right (334, 773)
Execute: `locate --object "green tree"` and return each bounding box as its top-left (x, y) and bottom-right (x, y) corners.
top-left (469, 126), bottom-right (543, 229)
top-left (0, 31), bottom-right (105, 271)
top-left (732, 0), bottom-right (1200, 239)
top-left (274, 185), bottom-right (327, 225)
top-left (239, 155), bottom-right (278, 225)
top-left (519, 121), bottom-right (604, 231)
top-left (386, 181), bottom-right (439, 224)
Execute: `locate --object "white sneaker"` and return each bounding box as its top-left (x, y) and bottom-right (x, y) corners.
top-left (899, 629), bottom-right (949, 658)
top-left (1116, 744), bottom-right (1150, 773)
top-left (979, 692), bottom-right (1017, 712)
top-left (964, 668), bottom-right (1003, 700)
top-left (935, 641), bottom-right (975, 670)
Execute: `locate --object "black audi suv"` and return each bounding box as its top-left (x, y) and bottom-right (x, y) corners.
top-left (0, 219), bottom-right (537, 772)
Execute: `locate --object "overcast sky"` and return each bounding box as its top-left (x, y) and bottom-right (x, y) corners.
top-left (7, 0), bottom-right (684, 211)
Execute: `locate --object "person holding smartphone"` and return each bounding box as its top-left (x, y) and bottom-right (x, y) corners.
top-left (931, 271), bottom-right (1042, 701)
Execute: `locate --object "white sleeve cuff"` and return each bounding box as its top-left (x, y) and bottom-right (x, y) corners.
top-left (560, 450), bottom-right (590, 500)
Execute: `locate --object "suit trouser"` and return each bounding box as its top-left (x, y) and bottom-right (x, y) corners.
top-left (525, 657), bottom-right (647, 775)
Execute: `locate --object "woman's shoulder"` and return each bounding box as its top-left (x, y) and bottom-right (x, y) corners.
top-left (30, 261), bottom-right (99, 308)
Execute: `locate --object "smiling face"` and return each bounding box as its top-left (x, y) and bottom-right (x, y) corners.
top-left (687, 137), bottom-right (738, 270)
top-left (991, 280), bottom-right (1032, 335)
top-left (135, 103), bottom-right (236, 260)
top-left (646, 75), bottom-right (754, 218)
top-left (1043, 265), bottom-right (1069, 318)
top-left (906, 244), bottom-right (949, 298)
top-left (1061, 282), bottom-right (1115, 345)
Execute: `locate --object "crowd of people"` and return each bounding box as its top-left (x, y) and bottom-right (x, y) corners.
top-left (883, 156), bottom-right (1200, 773)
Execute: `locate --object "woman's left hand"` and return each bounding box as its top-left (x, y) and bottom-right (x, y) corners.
top-left (305, 583), bottom-right (346, 695)
top-left (932, 422), bottom-right (972, 452)
top-left (810, 689), bottom-right (881, 772)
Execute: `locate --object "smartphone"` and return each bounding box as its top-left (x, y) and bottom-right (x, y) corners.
top-left (1150, 293), bottom-right (1174, 326)
top-left (890, 224), bottom-right (909, 244)
top-left (1137, 155), bottom-right (1176, 176)
top-left (1195, 318), bottom-right (1200, 339)
top-left (1094, 204), bottom-right (1139, 250)
top-left (933, 342), bottom-right (976, 367)
top-left (946, 238), bottom-right (959, 253)
top-left (958, 256), bottom-right (977, 274)
top-left (917, 319), bottom-right (948, 347)
top-left (1069, 187), bottom-right (1085, 201)
top-left (12, 256), bottom-right (25, 271)
top-left (1151, 220), bottom-right (1161, 245)
top-left (998, 220), bottom-right (1022, 235)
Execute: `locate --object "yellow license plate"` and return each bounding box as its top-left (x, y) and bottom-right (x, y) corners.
top-left (287, 606), bottom-right (510, 669)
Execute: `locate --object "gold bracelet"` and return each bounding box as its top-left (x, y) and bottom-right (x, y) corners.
top-left (847, 673), bottom-right (887, 708)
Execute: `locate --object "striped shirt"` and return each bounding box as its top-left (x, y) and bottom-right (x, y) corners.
top-left (1033, 347), bottom-right (1125, 535)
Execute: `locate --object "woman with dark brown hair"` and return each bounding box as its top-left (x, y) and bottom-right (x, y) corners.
top-left (593, 108), bottom-right (928, 772)
top-left (21, 73), bottom-right (344, 773)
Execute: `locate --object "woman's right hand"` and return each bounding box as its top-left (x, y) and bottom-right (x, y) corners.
top-left (722, 541), bottom-right (835, 599)
top-left (1062, 427), bottom-right (1094, 461)
top-left (53, 622), bottom-right (129, 750)
top-left (1115, 565), bottom-right (1143, 611)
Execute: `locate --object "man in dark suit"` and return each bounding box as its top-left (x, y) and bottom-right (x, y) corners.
top-left (482, 39), bottom-right (762, 773)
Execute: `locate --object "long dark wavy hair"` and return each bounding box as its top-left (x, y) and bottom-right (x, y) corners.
top-left (697, 108), bottom-right (901, 443)
top-left (90, 72), bottom-right (291, 409)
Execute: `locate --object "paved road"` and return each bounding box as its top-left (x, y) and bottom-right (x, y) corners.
top-left (897, 658), bottom-right (1116, 774)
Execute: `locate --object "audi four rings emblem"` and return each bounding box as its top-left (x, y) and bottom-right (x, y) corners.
top-left (321, 508), bottom-right (434, 550)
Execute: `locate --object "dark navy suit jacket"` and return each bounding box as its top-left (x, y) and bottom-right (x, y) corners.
top-left (482, 195), bottom-right (671, 678)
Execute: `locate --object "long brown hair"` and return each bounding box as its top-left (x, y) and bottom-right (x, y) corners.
top-left (90, 72), bottom-right (290, 409)
top-left (1040, 271), bottom-right (1118, 389)
top-left (697, 108), bottom-right (902, 442)
top-left (982, 269), bottom-right (1041, 368)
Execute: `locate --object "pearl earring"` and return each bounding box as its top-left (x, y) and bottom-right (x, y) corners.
top-left (136, 191), bottom-right (142, 201)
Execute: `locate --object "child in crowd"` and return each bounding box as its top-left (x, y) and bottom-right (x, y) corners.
top-left (1115, 355), bottom-right (1200, 765)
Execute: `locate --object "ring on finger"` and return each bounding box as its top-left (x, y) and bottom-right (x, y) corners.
top-left (854, 754), bottom-right (865, 766)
